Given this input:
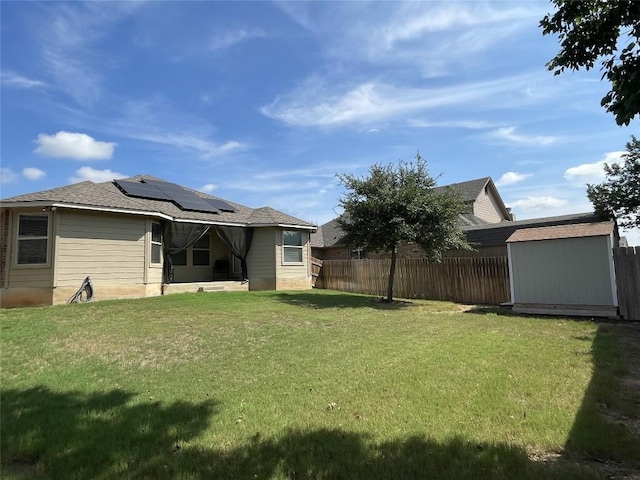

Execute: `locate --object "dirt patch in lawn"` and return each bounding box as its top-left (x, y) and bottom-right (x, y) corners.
top-left (55, 332), bottom-right (210, 368)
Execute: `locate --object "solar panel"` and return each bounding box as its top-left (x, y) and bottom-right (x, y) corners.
top-left (114, 180), bottom-right (172, 200)
top-left (205, 198), bottom-right (236, 212)
top-left (142, 179), bottom-right (221, 213)
top-left (115, 178), bottom-right (236, 215)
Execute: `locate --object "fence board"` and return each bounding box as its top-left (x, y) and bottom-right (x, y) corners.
top-left (318, 257), bottom-right (510, 305)
top-left (613, 247), bottom-right (640, 320)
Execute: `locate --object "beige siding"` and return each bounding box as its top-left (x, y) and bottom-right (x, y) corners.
top-left (509, 236), bottom-right (616, 306)
top-left (473, 188), bottom-right (507, 223)
top-left (5, 208), bottom-right (54, 289)
top-left (56, 210), bottom-right (147, 287)
top-left (275, 229), bottom-right (312, 290)
top-left (247, 227), bottom-right (276, 290)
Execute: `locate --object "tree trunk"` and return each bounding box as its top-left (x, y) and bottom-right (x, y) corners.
top-left (386, 246), bottom-right (397, 302)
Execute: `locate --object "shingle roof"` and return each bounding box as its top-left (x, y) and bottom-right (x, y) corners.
top-left (436, 177), bottom-right (490, 203)
top-left (1, 175), bottom-right (315, 228)
top-left (507, 221), bottom-right (614, 243)
top-left (466, 212), bottom-right (604, 246)
top-left (310, 217), bottom-right (345, 248)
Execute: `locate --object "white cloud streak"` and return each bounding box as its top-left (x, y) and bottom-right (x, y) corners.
top-left (22, 168), bottom-right (46, 180)
top-left (261, 74), bottom-right (542, 127)
top-left (0, 168), bottom-right (18, 184)
top-left (484, 127), bottom-right (559, 146)
top-left (70, 166), bottom-right (127, 184)
top-left (509, 196), bottom-right (568, 210)
top-left (35, 132), bottom-right (117, 160)
top-left (200, 184), bottom-right (217, 193)
top-left (564, 151), bottom-right (625, 184)
top-left (1, 71), bottom-right (46, 89)
top-left (210, 27), bottom-right (266, 51)
top-left (495, 172), bottom-right (531, 187)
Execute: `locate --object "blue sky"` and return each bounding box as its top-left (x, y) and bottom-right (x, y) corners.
top-left (1, 1), bottom-right (638, 244)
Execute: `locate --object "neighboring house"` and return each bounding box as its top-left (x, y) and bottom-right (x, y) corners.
top-left (507, 221), bottom-right (619, 318)
top-left (0, 175), bottom-right (316, 307)
top-left (311, 176), bottom-right (609, 260)
top-left (312, 177), bottom-right (513, 260)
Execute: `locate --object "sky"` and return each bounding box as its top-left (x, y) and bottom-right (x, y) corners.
top-left (1, 1), bottom-right (638, 245)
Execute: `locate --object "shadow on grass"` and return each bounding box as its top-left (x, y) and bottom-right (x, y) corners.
top-left (1, 386), bottom-right (218, 479)
top-left (463, 306), bottom-right (518, 317)
top-left (1, 387), bottom-right (599, 480)
top-left (275, 292), bottom-right (411, 310)
top-left (464, 308), bottom-right (640, 473)
top-left (564, 324), bottom-right (640, 464)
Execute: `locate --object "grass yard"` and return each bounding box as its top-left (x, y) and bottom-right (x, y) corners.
top-left (1, 290), bottom-right (639, 479)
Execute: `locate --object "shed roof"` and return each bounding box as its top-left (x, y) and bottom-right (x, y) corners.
top-left (506, 221), bottom-right (615, 243)
top-left (465, 212), bottom-right (603, 246)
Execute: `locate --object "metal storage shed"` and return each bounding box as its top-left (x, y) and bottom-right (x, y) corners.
top-left (506, 221), bottom-right (619, 318)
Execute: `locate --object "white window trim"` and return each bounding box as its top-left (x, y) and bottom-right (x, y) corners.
top-left (150, 222), bottom-right (163, 267)
top-left (15, 213), bottom-right (50, 267)
top-left (282, 230), bottom-right (305, 265)
top-left (192, 235), bottom-right (211, 267)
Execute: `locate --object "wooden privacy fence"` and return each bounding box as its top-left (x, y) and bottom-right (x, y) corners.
top-left (311, 257), bottom-right (323, 288)
top-left (318, 257), bottom-right (510, 305)
top-left (613, 247), bottom-right (640, 321)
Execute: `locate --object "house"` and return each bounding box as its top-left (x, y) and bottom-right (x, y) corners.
top-left (312, 177), bottom-right (513, 260)
top-left (507, 221), bottom-right (619, 318)
top-left (311, 177), bottom-right (609, 260)
top-left (0, 175), bottom-right (316, 307)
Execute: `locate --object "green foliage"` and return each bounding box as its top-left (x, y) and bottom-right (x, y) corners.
top-left (540, 0), bottom-right (640, 126)
top-left (337, 154), bottom-right (469, 300)
top-left (587, 136), bottom-right (640, 228)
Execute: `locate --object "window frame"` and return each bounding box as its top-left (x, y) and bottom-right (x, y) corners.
top-left (15, 213), bottom-right (50, 267)
top-left (150, 222), bottom-right (162, 265)
top-left (282, 230), bottom-right (305, 265)
top-left (191, 234), bottom-right (211, 266)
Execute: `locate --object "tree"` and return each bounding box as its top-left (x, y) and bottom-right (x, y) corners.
top-left (540, 0), bottom-right (640, 126)
top-left (587, 135), bottom-right (640, 229)
top-left (337, 154), bottom-right (469, 302)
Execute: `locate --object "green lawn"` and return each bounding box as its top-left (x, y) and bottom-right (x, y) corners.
top-left (1, 290), bottom-right (638, 479)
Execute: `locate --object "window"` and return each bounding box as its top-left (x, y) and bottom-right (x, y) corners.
top-left (192, 235), bottom-right (210, 266)
top-left (283, 230), bottom-right (304, 263)
top-left (17, 214), bottom-right (49, 265)
top-left (350, 247), bottom-right (366, 259)
top-left (171, 249), bottom-right (187, 266)
top-left (151, 223), bottom-right (162, 264)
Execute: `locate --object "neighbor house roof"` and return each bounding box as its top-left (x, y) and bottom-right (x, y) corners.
top-left (1, 175), bottom-right (315, 229)
top-left (465, 212), bottom-right (604, 246)
top-left (310, 217), bottom-right (345, 248)
top-left (436, 177), bottom-right (492, 203)
top-left (506, 221), bottom-right (615, 243)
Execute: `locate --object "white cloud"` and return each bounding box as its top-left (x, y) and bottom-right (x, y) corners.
top-left (563, 151), bottom-right (625, 184)
top-left (1, 71), bottom-right (46, 89)
top-left (509, 196), bottom-right (568, 210)
top-left (210, 27), bottom-right (266, 51)
top-left (200, 184), bottom-right (217, 193)
top-left (22, 168), bottom-right (46, 180)
top-left (0, 168), bottom-right (18, 184)
top-left (495, 172), bottom-right (531, 187)
top-left (36, 2), bottom-right (144, 105)
top-left (261, 74), bottom-right (541, 127)
top-left (35, 131), bottom-right (117, 160)
top-left (484, 127), bottom-right (559, 146)
top-left (92, 99), bottom-right (244, 159)
top-left (69, 166), bottom-right (126, 184)
top-left (276, 2), bottom-right (543, 74)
